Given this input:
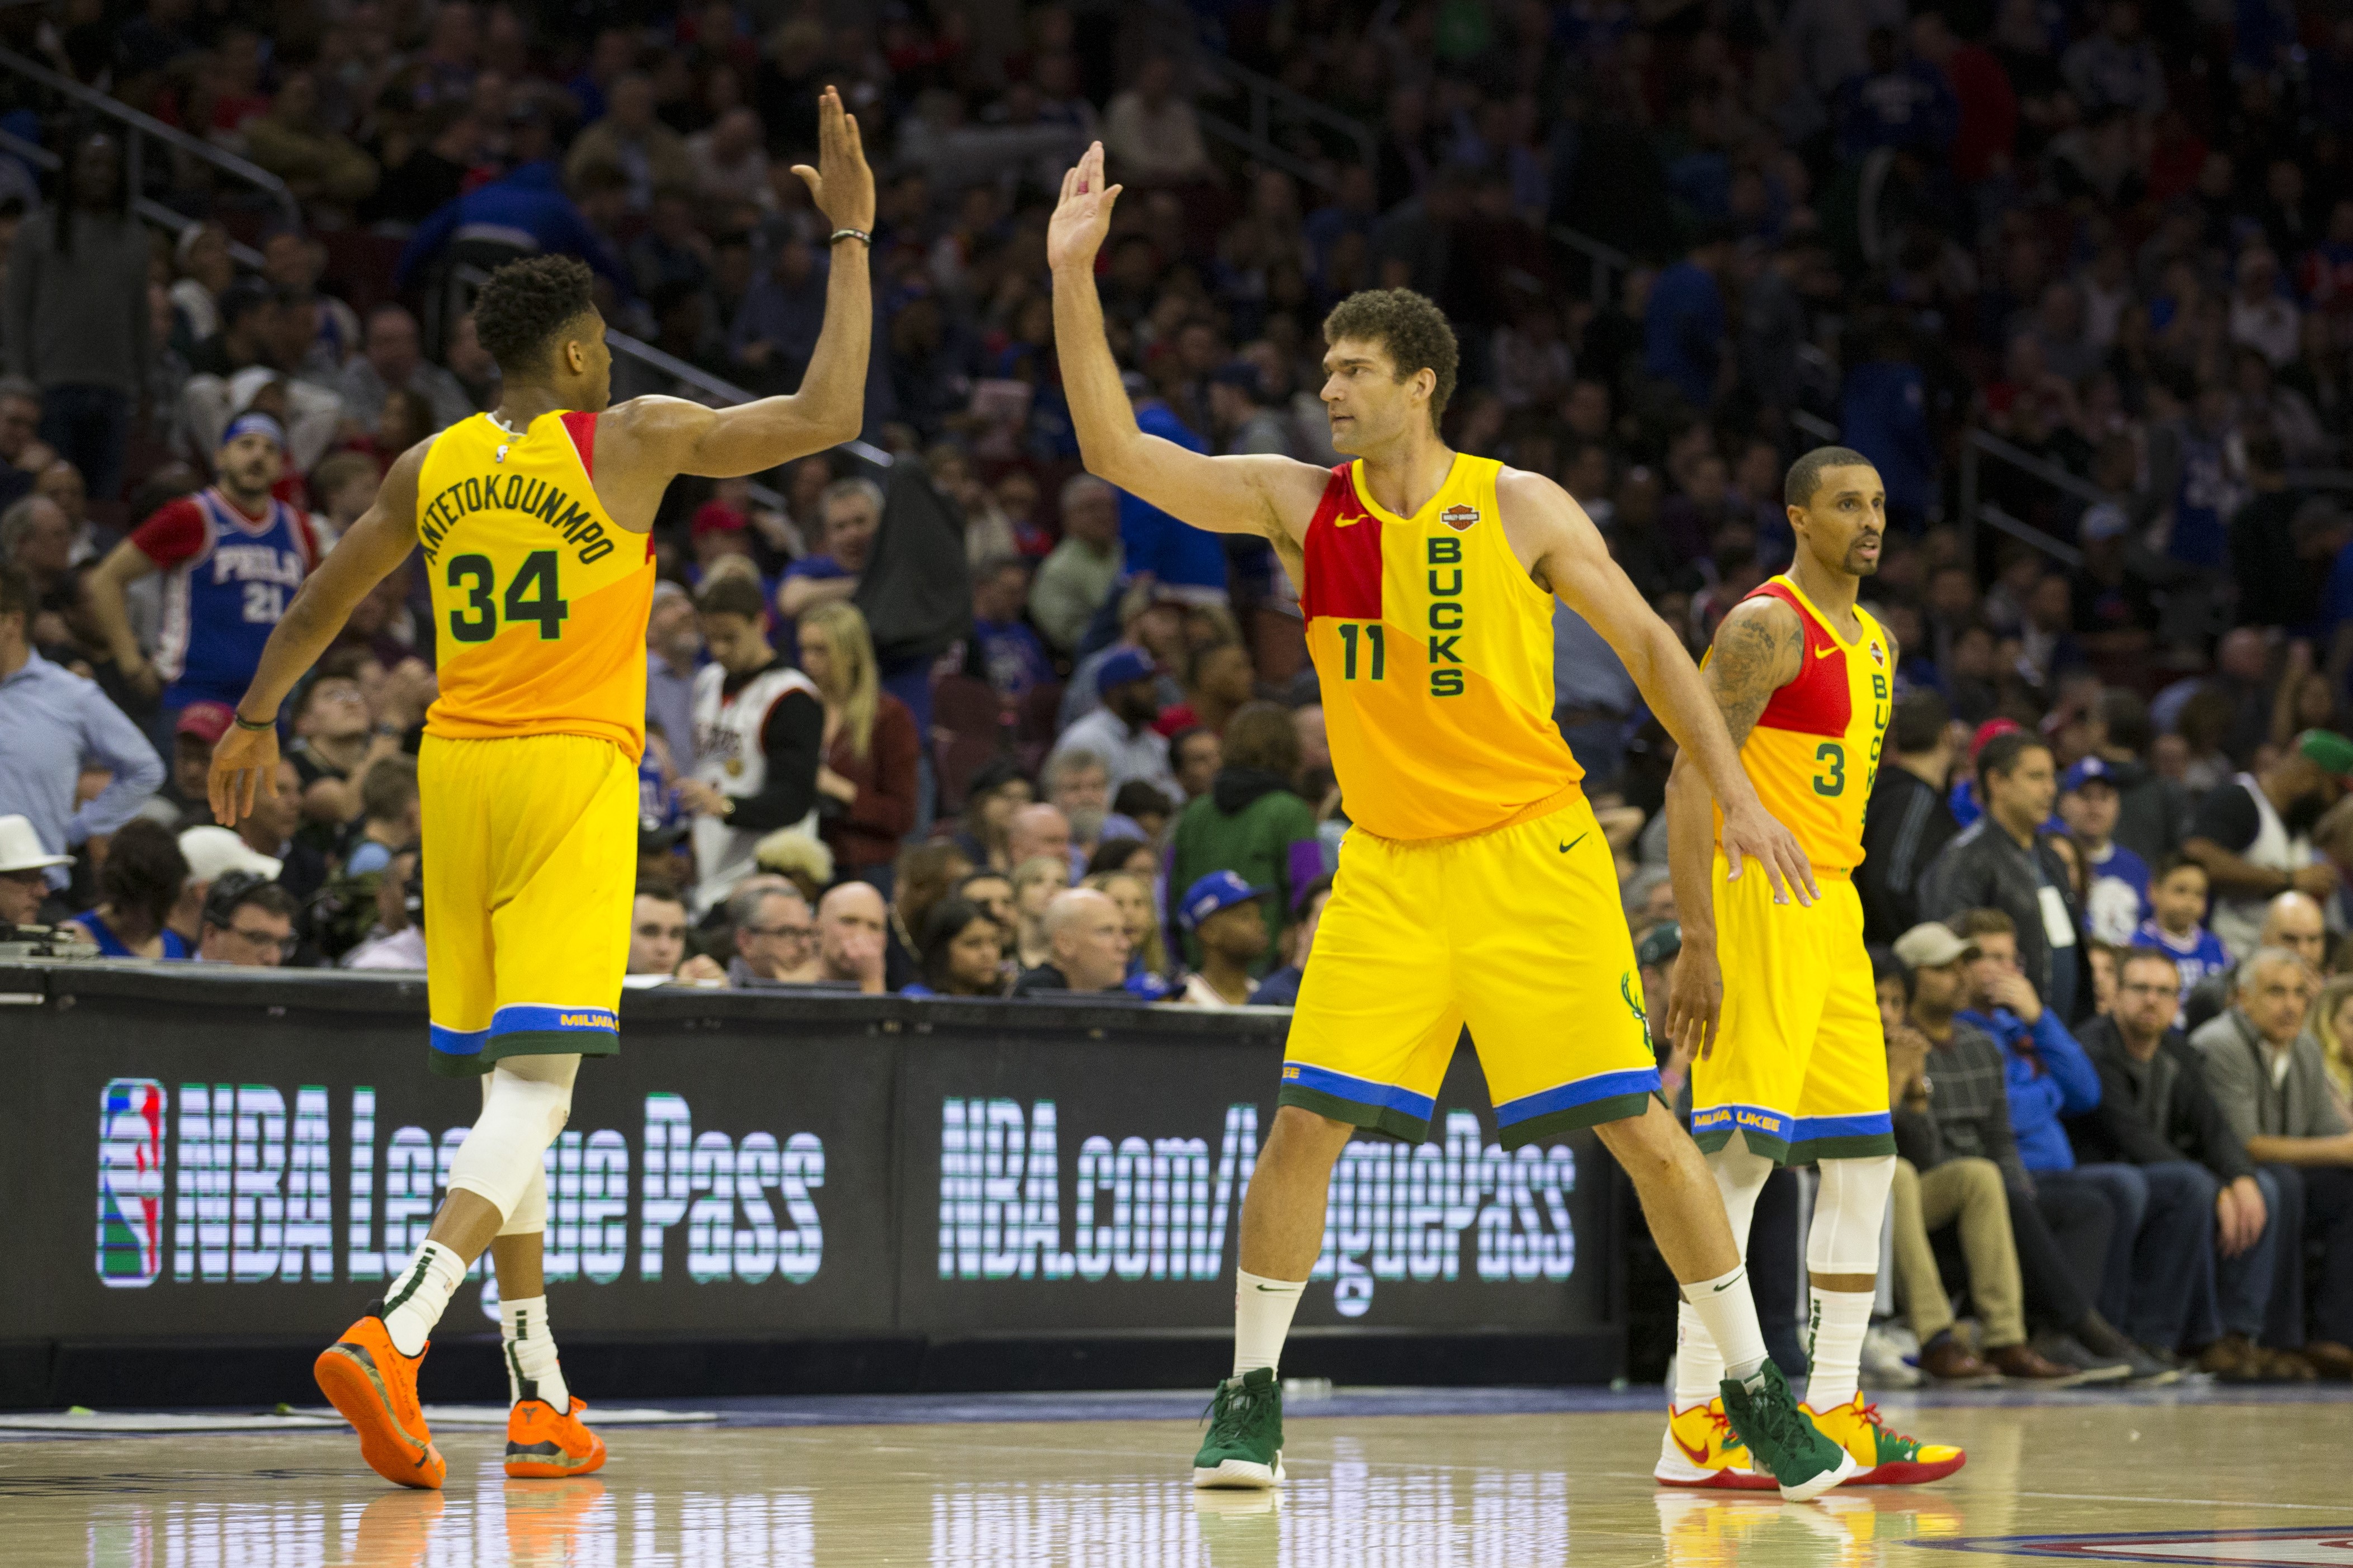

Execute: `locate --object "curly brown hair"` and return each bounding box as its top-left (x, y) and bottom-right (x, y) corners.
top-left (473, 255), bottom-right (596, 375)
top-left (1322, 288), bottom-right (1459, 432)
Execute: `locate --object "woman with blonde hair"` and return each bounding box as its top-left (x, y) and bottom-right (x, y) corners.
top-left (798, 602), bottom-right (920, 889)
top-left (2311, 972), bottom-right (2353, 1122)
top-left (1009, 854), bottom-right (1069, 970)
top-left (1085, 868), bottom-right (1171, 997)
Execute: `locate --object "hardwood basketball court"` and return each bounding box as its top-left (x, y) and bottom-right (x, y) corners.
top-left (4, 1385), bottom-right (2347, 1566)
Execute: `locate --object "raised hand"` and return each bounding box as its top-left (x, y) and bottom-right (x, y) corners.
top-left (1047, 141), bottom-right (1122, 274)
top-left (792, 86), bottom-right (874, 234)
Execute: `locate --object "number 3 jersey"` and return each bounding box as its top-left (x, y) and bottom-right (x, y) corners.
top-left (1717, 575), bottom-right (1891, 874)
top-left (1299, 454), bottom-right (1582, 841)
top-left (133, 486), bottom-right (318, 709)
top-left (419, 410), bottom-right (654, 760)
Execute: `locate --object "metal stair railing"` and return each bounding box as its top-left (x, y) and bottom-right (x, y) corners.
top-left (1135, 0), bottom-right (1377, 188)
top-left (0, 125), bottom-right (265, 267)
top-left (0, 45), bottom-right (300, 229)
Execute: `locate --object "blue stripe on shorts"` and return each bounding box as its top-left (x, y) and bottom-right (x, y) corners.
top-left (1494, 1067), bottom-right (1661, 1128)
top-left (1279, 1062), bottom-right (1436, 1121)
top-left (1791, 1111), bottom-right (1894, 1142)
top-left (1691, 1102), bottom-right (1796, 1143)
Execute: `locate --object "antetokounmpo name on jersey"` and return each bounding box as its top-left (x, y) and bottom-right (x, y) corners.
top-left (417, 472), bottom-right (615, 567)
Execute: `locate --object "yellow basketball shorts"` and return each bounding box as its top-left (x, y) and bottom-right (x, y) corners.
top-left (418, 732), bottom-right (635, 1077)
top-left (1689, 854), bottom-right (1892, 1165)
top-left (1281, 792), bottom-right (1660, 1149)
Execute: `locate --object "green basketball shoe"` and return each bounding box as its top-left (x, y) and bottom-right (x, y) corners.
top-left (1192, 1367), bottom-right (1286, 1489)
top-left (1718, 1362), bottom-right (1861, 1502)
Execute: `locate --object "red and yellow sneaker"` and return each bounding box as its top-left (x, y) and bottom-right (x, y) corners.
top-left (314, 1309), bottom-right (445, 1490)
top-left (505, 1397), bottom-right (607, 1479)
top-left (1801, 1394), bottom-right (1967, 1485)
top-left (1654, 1397), bottom-right (1778, 1490)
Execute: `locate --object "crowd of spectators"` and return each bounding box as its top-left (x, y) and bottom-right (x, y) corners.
top-left (7, 0), bottom-right (2353, 1378)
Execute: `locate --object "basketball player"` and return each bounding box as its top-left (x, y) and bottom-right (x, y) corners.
top-left (206, 88), bottom-right (873, 1491)
top-left (1657, 447), bottom-right (1963, 1490)
top-left (1047, 142), bottom-right (1855, 1503)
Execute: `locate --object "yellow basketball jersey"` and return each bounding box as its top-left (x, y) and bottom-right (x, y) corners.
top-left (1300, 454), bottom-right (1581, 841)
top-left (418, 411), bottom-right (653, 761)
top-left (1713, 575), bottom-right (1891, 873)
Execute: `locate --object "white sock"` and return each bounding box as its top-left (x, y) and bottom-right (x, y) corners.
top-left (1684, 1265), bottom-right (1769, 1386)
top-left (1234, 1269), bottom-right (1306, 1378)
top-left (381, 1240), bottom-right (467, 1357)
top-left (1674, 1300), bottom-right (1726, 1409)
top-left (1803, 1287), bottom-right (1873, 1411)
top-left (500, 1294), bottom-right (570, 1413)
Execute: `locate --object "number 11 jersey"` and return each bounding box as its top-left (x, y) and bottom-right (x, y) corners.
top-left (419, 411), bottom-right (654, 761)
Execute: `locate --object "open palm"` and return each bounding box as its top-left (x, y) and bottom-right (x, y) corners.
top-left (1047, 141), bottom-right (1122, 273)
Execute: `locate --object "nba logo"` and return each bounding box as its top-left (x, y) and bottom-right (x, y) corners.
top-left (96, 1078), bottom-right (167, 1288)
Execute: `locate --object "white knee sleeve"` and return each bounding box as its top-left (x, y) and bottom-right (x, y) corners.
top-left (499, 1159), bottom-right (549, 1236)
top-left (1708, 1134), bottom-right (1776, 1254)
top-left (1806, 1153), bottom-right (1896, 1275)
top-left (446, 1065), bottom-right (573, 1222)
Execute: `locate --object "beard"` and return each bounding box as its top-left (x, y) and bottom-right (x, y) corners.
top-left (1844, 537), bottom-right (1882, 575)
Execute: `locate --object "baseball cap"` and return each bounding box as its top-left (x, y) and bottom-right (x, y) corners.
top-left (2298, 728), bottom-right (2353, 779)
top-left (1097, 646), bottom-right (1156, 697)
top-left (1969, 718), bottom-right (2021, 762)
top-left (175, 702), bottom-right (237, 746)
top-left (691, 501), bottom-right (746, 539)
top-left (177, 825), bottom-right (283, 885)
top-left (1636, 921), bottom-right (1682, 968)
top-left (1893, 922), bottom-right (1978, 970)
top-left (0, 814), bottom-right (69, 874)
top-left (2060, 755), bottom-right (2120, 794)
top-left (1179, 870), bottom-right (1265, 930)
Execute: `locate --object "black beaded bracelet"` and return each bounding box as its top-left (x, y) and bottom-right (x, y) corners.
top-left (233, 710), bottom-right (275, 732)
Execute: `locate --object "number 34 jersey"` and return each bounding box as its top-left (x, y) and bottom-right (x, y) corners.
top-left (1717, 575), bottom-right (1892, 873)
top-left (419, 411), bottom-right (654, 761)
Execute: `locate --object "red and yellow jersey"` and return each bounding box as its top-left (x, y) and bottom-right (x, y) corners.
top-left (1300, 453), bottom-right (1581, 841)
top-left (418, 410), bottom-right (653, 761)
top-left (1713, 575), bottom-right (1892, 874)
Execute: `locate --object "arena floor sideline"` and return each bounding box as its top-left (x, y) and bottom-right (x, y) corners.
top-left (4, 1382), bottom-right (2347, 1566)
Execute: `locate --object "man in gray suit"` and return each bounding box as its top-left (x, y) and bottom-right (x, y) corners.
top-left (2191, 946), bottom-right (2353, 1378)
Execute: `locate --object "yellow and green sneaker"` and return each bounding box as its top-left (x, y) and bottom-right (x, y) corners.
top-left (1719, 1361), bottom-right (1861, 1502)
top-left (1192, 1367), bottom-right (1285, 1489)
top-left (1801, 1394), bottom-right (1967, 1486)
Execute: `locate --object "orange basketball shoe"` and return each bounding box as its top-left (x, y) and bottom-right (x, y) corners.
top-left (314, 1309), bottom-right (445, 1490)
top-left (505, 1398), bottom-right (608, 1479)
top-left (1801, 1394), bottom-right (1967, 1485)
top-left (1653, 1397), bottom-right (1778, 1490)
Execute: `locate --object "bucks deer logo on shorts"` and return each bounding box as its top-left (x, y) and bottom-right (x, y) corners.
top-left (1439, 503), bottom-right (1480, 531)
top-left (1620, 971), bottom-right (1651, 1050)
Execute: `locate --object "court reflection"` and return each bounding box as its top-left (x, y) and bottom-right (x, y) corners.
top-left (1652, 1490), bottom-right (1969, 1568)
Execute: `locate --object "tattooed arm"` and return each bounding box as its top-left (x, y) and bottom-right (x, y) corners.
top-left (1662, 595), bottom-right (1806, 1057)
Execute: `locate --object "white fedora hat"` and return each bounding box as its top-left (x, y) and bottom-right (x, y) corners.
top-left (0, 815), bottom-right (69, 874)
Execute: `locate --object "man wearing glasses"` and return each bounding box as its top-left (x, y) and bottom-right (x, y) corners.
top-left (195, 874), bottom-right (300, 967)
top-left (724, 881), bottom-right (818, 986)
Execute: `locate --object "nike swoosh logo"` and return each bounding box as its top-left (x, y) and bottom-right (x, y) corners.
top-left (1813, 643), bottom-right (1837, 659)
top-left (1675, 1432), bottom-right (1712, 1466)
top-left (1712, 1278), bottom-right (1740, 1292)
top-left (1558, 833), bottom-right (1588, 854)
top-left (1253, 1283), bottom-right (1292, 1292)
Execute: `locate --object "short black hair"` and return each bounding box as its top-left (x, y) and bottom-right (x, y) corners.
top-left (1890, 689), bottom-right (1950, 755)
top-left (1977, 729), bottom-right (2050, 782)
top-left (205, 877), bottom-right (299, 929)
top-left (2154, 851), bottom-right (2208, 886)
top-left (1784, 445), bottom-right (1877, 508)
top-left (694, 572), bottom-right (766, 620)
top-left (472, 255), bottom-right (597, 375)
top-left (1322, 288), bottom-right (1459, 432)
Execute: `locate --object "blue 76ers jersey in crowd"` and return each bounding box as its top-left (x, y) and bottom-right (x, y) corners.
top-left (155, 489), bottom-right (315, 709)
